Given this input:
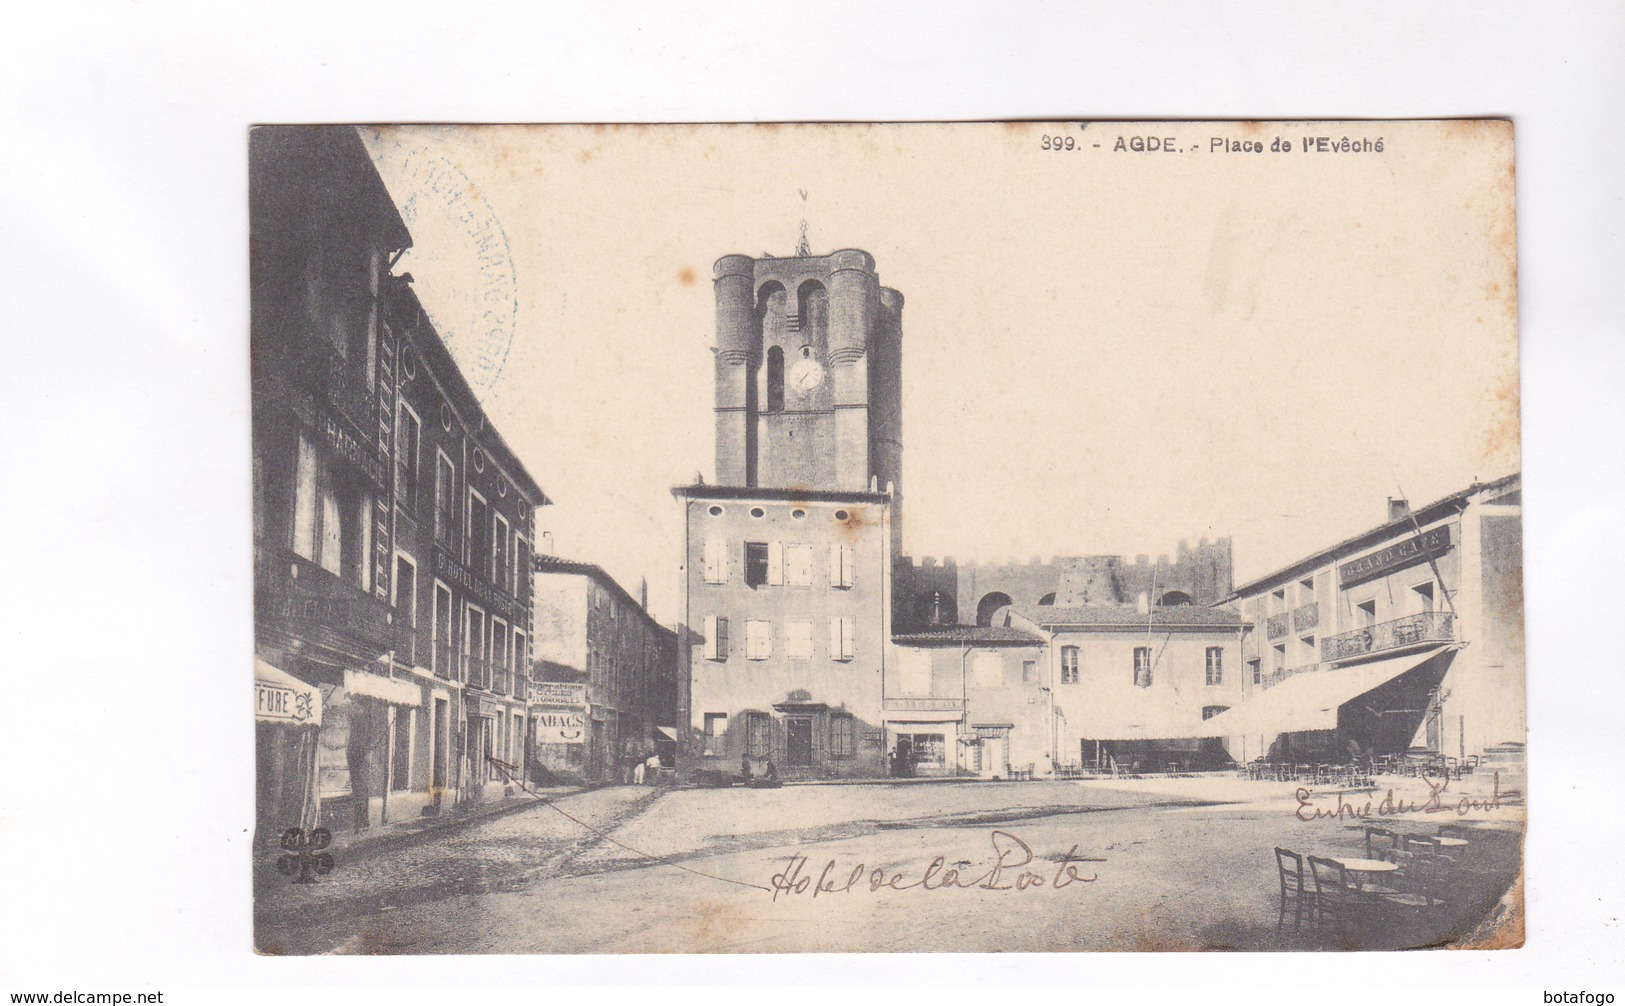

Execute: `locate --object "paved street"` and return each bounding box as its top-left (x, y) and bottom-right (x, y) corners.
top-left (255, 776), bottom-right (1522, 954)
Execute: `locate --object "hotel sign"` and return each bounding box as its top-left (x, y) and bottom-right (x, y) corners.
top-left (1339, 525), bottom-right (1452, 586)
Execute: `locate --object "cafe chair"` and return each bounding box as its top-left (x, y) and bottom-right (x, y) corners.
top-left (1274, 848), bottom-right (1313, 934)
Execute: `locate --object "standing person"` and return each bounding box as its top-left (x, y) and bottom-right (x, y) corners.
top-left (643, 752), bottom-right (662, 786)
top-left (739, 754), bottom-right (753, 784)
top-left (632, 755), bottom-right (646, 786)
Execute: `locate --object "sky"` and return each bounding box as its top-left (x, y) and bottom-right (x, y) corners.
top-left (359, 122), bottom-right (1519, 625)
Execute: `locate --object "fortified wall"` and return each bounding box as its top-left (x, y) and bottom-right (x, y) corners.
top-left (895, 537), bottom-right (1234, 629)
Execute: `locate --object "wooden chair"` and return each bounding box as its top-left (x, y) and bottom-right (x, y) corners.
top-left (1275, 848), bottom-right (1313, 934)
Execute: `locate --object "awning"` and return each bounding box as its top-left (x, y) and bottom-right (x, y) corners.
top-left (1203, 645), bottom-right (1453, 737)
top-left (654, 726), bottom-right (679, 740)
top-left (343, 669), bottom-right (421, 706)
top-left (255, 659), bottom-right (322, 727)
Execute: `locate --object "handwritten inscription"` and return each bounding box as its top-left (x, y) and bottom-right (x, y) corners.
top-left (1295, 772), bottom-right (1506, 822)
top-left (768, 830), bottom-right (1101, 902)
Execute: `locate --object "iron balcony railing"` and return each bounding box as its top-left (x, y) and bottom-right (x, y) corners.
top-left (1261, 662), bottom-right (1321, 691)
top-left (1265, 611), bottom-right (1292, 639)
top-left (882, 696), bottom-right (965, 712)
top-left (256, 546), bottom-right (394, 656)
top-left (1323, 611), bottom-right (1455, 662)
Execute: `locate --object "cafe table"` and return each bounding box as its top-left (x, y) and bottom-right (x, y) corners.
top-left (1333, 857), bottom-right (1400, 891)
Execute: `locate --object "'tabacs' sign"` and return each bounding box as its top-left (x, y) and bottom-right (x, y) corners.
top-left (535, 710), bottom-right (586, 744)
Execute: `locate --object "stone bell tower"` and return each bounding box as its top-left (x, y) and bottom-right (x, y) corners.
top-left (711, 248), bottom-right (903, 548)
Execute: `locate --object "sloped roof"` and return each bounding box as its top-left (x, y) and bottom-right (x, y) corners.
top-left (533, 554), bottom-right (675, 641)
top-left (892, 625), bottom-right (1044, 646)
top-left (1007, 604), bottom-right (1243, 630)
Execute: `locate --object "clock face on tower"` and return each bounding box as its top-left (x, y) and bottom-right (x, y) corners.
top-left (788, 350), bottom-right (825, 392)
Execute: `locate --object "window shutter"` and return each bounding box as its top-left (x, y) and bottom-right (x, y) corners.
top-left (703, 537), bottom-right (724, 584)
top-left (829, 618), bottom-right (842, 660)
top-left (828, 544), bottom-right (841, 586)
top-left (768, 541), bottom-right (784, 585)
top-left (703, 615), bottom-right (718, 660)
top-left (841, 617), bottom-right (856, 660)
top-left (829, 544), bottom-right (854, 588)
top-left (840, 545), bottom-right (855, 588)
top-left (716, 616), bottom-right (729, 659)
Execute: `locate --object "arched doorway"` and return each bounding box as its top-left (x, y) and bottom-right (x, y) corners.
top-left (1038, 592), bottom-right (1056, 606)
top-left (976, 592), bottom-right (1014, 627)
top-left (1159, 590), bottom-right (1193, 607)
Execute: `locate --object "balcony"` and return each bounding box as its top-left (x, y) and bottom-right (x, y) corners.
top-left (883, 696), bottom-right (965, 713)
top-left (464, 653), bottom-right (491, 691)
top-left (1323, 611), bottom-right (1455, 663)
top-left (256, 546), bottom-right (393, 657)
top-left (1261, 662), bottom-right (1321, 691)
top-left (1265, 611), bottom-right (1291, 639)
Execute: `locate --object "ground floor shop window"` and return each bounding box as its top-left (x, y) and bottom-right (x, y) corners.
top-left (899, 732), bottom-right (945, 768)
top-left (390, 707), bottom-right (414, 791)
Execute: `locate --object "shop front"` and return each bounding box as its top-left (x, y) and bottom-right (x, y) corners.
top-left (254, 659), bottom-right (323, 844)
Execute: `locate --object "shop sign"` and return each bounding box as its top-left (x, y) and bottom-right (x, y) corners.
top-left (535, 709), bottom-right (587, 744)
top-left (1339, 524), bottom-right (1452, 586)
top-left (256, 682), bottom-right (318, 724)
top-left (531, 682), bottom-right (586, 707)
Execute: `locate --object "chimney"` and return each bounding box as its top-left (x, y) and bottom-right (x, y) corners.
top-left (639, 576), bottom-right (649, 611)
top-left (1387, 498), bottom-right (1411, 522)
top-left (1136, 591), bottom-right (1150, 615)
top-left (539, 531), bottom-right (555, 556)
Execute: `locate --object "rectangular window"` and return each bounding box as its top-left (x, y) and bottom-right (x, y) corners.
top-left (1133, 646), bottom-right (1153, 688)
top-left (1298, 576), bottom-right (1315, 604)
top-left (830, 714), bottom-right (855, 759)
top-left (493, 513), bottom-right (510, 589)
top-left (1249, 658), bottom-right (1262, 685)
top-left (829, 616), bottom-right (856, 662)
top-left (746, 619), bottom-right (772, 660)
top-left (1202, 705), bottom-right (1230, 721)
top-left (433, 582), bottom-right (453, 677)
top-left (703, 713), bottom-right (727, 754)
top-left (515, 536), bottom-right (530, 600)
top-left (829, 544), bottom-right (855, 589)
top-left (1022, 660), bottom-right (1038, 684)
top-left (466, 606), bottom-right (487, 687)
top-left (1205, 647), bottom-right (1224, 686)
top-left (434, 453), bottom-right (457, 547)
top-left (1356, 599), bottom-right (1377, 627)
top-left (491, 618), bottom-right (509, 687)
top-left (293, 433), bottom-right (319, 559)
top-left (786, 620), bottom-right (814, 659)
top-left (467, 490), bottom-right (491, 575)
top-left (390, 707), bottom-right (414, 791)
top-left (785, 544), bottom-right (814, 586)
top-left (1412, 581), bottom-right (1435, 614)
top-left (514, 630), bottom-right (526, 673)
top-left (702, 537), bottom-right (727, 584)
top-left (393, 554), bottom-right (417, 664)
top-left (702, 615), bottom-right (730, 661)
top-left (1272, 642), bottom-right (1287, 671)
top-left (396, 403), bottom-right (421, 505)
top-left (745, 542), bottom-right (771, 587)
top-left (747, 713), bottom-right (772, 758)
top-left (1060, 645), bottom-right (1080, 685)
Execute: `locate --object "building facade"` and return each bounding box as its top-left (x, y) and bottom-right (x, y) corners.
top-left (887, 627), bottom-right (1047, 778)
top-left (530, 556), bottom-right (681, 784)
top-left (252, 126), bottom-right (548, 838)
top-left (678, 248), bottom-right (905, 781)
top-left (1002, 605), bottom-right (1245, 773)
top-left (1209, 474), bottom-right (1524, 768)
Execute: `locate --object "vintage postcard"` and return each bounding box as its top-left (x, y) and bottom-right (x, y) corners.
top-left (250, 120), bottom-right (1523, 953)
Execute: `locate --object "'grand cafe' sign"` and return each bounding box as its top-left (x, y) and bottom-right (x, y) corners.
top-left (1339, 524), bottom-right (1452, 586)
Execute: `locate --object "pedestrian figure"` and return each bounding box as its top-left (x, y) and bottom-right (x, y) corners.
top-left (740, 754), bottom-right (753, 783)
top-left (632, 758), bottom-right (646, 785)
top-left (643, 752), bottom-right (661, 785)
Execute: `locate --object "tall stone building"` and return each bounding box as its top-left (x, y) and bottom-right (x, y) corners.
top-left (676, 249), bottom-right (904, 780)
